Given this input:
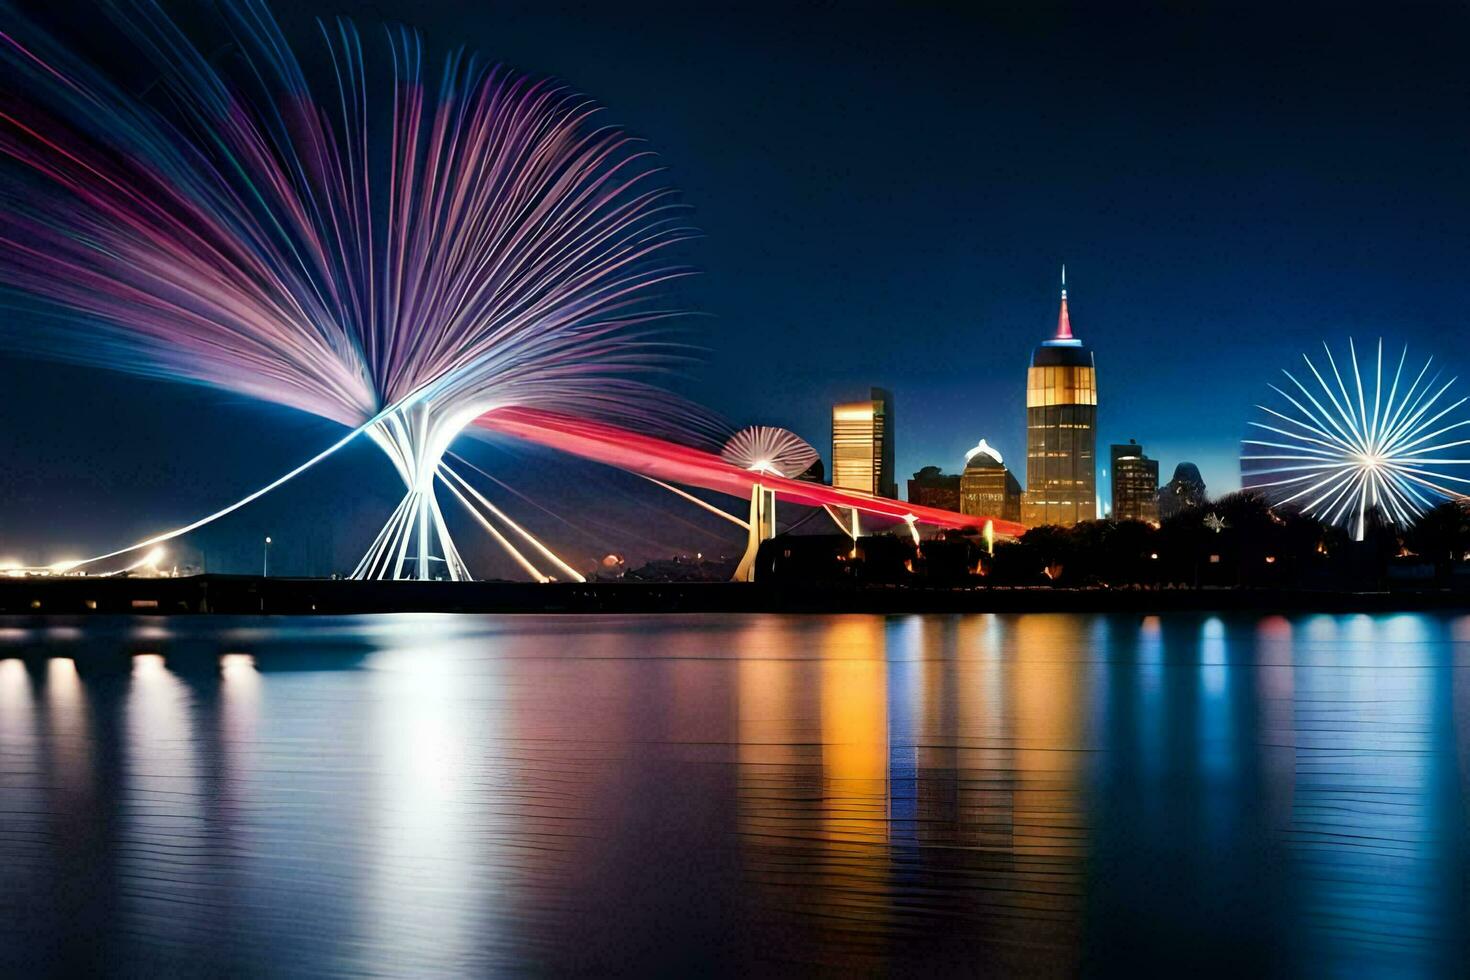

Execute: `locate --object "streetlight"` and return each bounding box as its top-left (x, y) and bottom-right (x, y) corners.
top-left (263, 535), bottom-right (272, 577)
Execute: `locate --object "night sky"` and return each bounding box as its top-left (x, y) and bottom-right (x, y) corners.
top-left (2, 1), bottom-right (1467, 572)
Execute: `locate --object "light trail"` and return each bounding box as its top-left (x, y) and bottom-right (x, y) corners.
top-left (474, 406), bottom-right (1027, 536)
top-left (0, 1), bottom-right (1025, 578)
top-left (436, 472), bottom-right (549, 583)
top-left (95, 547), bottom-right (166, 577)
top-left (0, 0), bottom-right (711, 580)
top-left (67, 381), bottom-right (447, 569)
top-left (68, 411), bottom-right (384, 569)
top-left (642, 478), bottom-right (751, 530)
top-left (438, 464), bottom-right (586, 582)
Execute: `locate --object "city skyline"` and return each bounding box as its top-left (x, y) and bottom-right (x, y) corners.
top-left (1, 0), bottom-right (1468, 572)
top-left (0, 259), bottom-right (1456, 569)
top-left (3, 5), bottom-right (1470, 979)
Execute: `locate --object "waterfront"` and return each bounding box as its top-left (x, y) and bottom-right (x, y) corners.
top-left (2, 612), bottom-right (1469, 976)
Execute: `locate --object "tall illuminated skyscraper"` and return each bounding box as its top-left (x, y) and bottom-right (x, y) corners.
top-left (831, 387), bottom-right (896, 497)
top-left (1022, 269), bottom-right (1097, 526)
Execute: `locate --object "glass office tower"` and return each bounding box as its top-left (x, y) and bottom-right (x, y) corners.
top-left (831, 387), bottom-right (896, 497)
top-left (1022, 273), bottom-right (1097, 526)
top-left (1110, 439), bottom-right (1159, 523)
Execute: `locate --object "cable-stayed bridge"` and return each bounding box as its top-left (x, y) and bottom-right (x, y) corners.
top-left (51, 407), bottom-right (1023, 583)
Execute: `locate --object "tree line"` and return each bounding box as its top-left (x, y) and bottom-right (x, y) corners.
top-left (972, 492), bottom-right (1470, 588)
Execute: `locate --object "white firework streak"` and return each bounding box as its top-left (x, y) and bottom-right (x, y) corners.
top-left (720, 426), bottom-right (819, 479)
top-left (1242, 338), bottom-right (1470, 540)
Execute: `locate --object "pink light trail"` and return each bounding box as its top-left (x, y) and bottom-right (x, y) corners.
top-left (475, 407), bottom-right (1028, 537)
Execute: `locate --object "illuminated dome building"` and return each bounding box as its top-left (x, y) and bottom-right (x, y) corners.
top-left (960, 439), bottom-right (1022, 523)
top-left (1022, 268), bottom-right (1098, 526)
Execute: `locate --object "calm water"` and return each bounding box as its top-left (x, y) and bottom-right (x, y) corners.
top-left (2, 612), bottom-right (1469, 977)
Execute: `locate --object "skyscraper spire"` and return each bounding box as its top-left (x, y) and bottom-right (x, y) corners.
top-left (1056, 264), bottom-right (1073, 340)
top-left (1025, 264), bottom-right (1097, 529)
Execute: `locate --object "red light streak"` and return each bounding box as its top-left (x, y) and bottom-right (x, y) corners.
top-left (474, 407), bottom-right (1028, 537)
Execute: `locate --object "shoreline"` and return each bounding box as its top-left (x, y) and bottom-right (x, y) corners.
top-left (1, 574), bottom-right (1469, 616)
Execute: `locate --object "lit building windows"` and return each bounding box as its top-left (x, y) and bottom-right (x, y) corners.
top-left (831, 388), bottom-right (896, 498)
top-left (1021, 276), bottom-right (1097, 527)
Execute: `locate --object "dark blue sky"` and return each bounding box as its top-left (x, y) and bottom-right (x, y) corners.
top-left (2, 1), bottom-right (1468, 571)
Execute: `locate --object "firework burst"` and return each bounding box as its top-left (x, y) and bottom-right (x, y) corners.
top-left (0, 0), bottom-right (702, 579)
top-left (719, 426), bottom-right (818, 479)
top-left (1242, 338), bottom-right (1470, 540)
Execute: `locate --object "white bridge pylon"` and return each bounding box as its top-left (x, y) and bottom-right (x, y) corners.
top-left (347, 401), bottom-right (588, 583)
top-left (728, 491), bottom-right (869, 581)
top-left (733, 482), bottom-right (778, 582)
top-left (354, 400), bottom-right (475, 582)
top-left (349, 460), bottom-right (588, 583)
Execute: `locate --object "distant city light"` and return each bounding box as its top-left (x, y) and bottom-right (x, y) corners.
top-left (220, 653), bottom-right (257, 680)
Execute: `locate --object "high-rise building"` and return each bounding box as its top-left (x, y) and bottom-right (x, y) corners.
top-left (1110, 439), bottom-right (1159, 523)
top-left (908, 465), bottom-right (961, 511)
top-left (960, 439), bottom-right (1022, 523)
top-left (1022, 269), bottom-right (1097, 526)
top-left (1158, 461), bottom-right (1208, 520)
top-left (831, 387), bottom-right (896, 497)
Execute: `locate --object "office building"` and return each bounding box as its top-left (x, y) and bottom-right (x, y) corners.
top-left (908, 466), bottom-right (961, 511)
top-left (961, 439), bottom-right (1023, 523)
top-left (832, 387), bottom-right (896, 497)
top-left (1022, 270), bottom-right (1097, 526)
top-left (1110, 439), bottom-right (1159, 523)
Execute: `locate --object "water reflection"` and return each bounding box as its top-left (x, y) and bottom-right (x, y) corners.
top-left (1, 612), bottom-right (1469, 975)
top-left (1283, 614), bottom-right (1464, 977)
